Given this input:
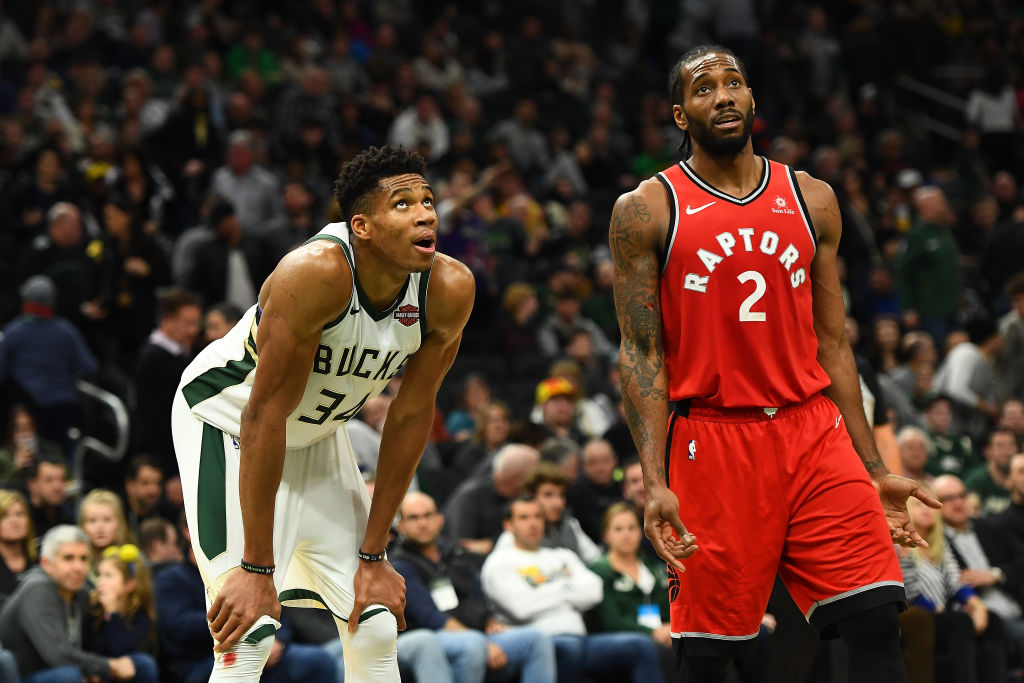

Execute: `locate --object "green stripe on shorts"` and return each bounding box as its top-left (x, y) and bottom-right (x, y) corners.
top-left (279, 588), bottom-right (388, 623)
top-left (198, 423), bottom-right (227, 559)
top-left (241, 623), bottom-right (277, 645)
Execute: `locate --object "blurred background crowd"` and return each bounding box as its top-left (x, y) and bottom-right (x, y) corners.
top-left (0, 0), bottom-right (1022, 681)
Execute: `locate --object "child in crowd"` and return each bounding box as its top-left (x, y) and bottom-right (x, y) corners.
top-left (85, 544), bottom-right (159, 682)
top-left (79, 488), bottom-right (133, 582)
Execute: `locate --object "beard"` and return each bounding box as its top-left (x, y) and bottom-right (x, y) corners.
top-left (685, 104), bottom-right (754, 157)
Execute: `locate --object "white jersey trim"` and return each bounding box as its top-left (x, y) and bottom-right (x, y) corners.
top-left (656, 171), bottom-right (681, 276)
top-left (804, 580), bottom-right (905, 621)
top-left (670, 630), bottom-right (759, 640)
top-left (678, 156), bottom-right (771, 205)
top-left (785, 168), bottom-right (818, 255)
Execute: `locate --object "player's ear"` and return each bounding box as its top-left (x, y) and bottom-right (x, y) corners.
top-left (349, 213), bottom-right (371, 240)
top-left (673, 104), bottom-right (688, 132)
top-left (750, 90), bottom-right (756, 115)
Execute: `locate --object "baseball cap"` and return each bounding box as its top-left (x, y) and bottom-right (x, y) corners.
top-left (536, 377), bottom-right (575, 405)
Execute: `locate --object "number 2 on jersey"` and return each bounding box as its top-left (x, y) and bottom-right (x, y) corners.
top-left (737, 270), bottom-right (766, 322)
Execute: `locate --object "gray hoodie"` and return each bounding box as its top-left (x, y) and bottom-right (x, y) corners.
top-left (0, 566), bottom-right (109, 677)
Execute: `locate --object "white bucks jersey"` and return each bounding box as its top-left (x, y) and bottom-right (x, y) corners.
top-left (178, 223), bottom-right (429, 448)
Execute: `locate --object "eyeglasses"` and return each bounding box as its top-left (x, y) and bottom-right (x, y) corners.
top-left (938, 491), bottom-right (967, 503)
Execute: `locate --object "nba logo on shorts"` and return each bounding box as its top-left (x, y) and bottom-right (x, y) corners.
top-left (688, 440), bottom-right (697, 460)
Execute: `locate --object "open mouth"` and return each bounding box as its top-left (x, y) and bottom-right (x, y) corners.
top-left (413, 236), bottom-right (436, 254)
top-left (714, 114), bottom-right (743, 130)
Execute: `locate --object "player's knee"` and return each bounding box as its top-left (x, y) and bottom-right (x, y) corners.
top-left (209, 615), bottom-right (278, 682)
top-left (346, 604), bottom-right (398, 658)
top-left (453, 630), bottom-right (488, 672)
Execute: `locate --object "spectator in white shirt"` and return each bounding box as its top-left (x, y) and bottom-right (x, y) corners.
top-left (481, 497), bottom-right (664, 683)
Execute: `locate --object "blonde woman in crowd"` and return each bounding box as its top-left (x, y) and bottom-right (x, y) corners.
top-left (0, 489), bottom-right (37, 604)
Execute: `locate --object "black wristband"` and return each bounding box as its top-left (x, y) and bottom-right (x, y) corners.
top-left (358, 549), bottom-right (386, 562)
top-left (240, 559), bottom-right (275, 574)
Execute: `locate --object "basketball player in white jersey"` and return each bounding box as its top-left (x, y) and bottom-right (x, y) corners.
top-left (171, 146), bottom-right (474, 681)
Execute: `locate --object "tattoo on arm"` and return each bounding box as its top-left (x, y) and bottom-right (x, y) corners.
top-left (610, 194), bottom-right (665, 456)
top-left (863, 457), bottom-right (884, 475)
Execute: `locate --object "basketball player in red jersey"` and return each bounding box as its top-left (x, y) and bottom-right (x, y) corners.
top-left (609, 45), bottom-right (941, 683)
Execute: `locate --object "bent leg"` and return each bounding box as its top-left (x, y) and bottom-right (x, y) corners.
top-left (336, 607), bottom-right (400, 681)
top-left (552, 634), bottom-right (586, 683)
top-left (264, 642), bottom-right (340, 682)
top-left (583, 632), bottom-right (665, 683)
top-left (488, 626), bottom-right (556, 682)
top-left (209, 615), bottom-right (279, 682)
top-left (835, 603), bottom-right (908, 683)
top-left (436, 629), bottom-right (488, 683)
top-left (397, 628), bottom-right (456, 683)
top-left (129, 652), bottom-right (160, 683)
top-left (22, 667), bottom-right (84, 683)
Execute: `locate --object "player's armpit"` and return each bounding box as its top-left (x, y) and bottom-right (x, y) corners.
top-left (609, 181), bottom-right (671, 486)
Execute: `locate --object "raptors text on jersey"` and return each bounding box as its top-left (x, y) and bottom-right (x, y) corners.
top-left (657, 158), bottom-right (831, 407)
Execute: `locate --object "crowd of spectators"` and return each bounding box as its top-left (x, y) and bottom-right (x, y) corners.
top-left (0, 0), bottom-right (1022, 681)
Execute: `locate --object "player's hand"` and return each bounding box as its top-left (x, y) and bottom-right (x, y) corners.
top-left (644, 485), bottom-right (698, 572)
top-left (876, 473), bottom-right (941, 548)
top-left (486, 641), bottom-right (508, 669)
top-left (208, 567), bottom-right (281, 653)
top-left (347, 559), bottom-right (406, 634)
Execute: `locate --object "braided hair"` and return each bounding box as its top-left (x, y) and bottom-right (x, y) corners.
top-left (668, 45), bottom-right (749, 158)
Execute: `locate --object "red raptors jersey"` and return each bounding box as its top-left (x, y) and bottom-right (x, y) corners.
top-left (657, 157), bottom-right (831, 407)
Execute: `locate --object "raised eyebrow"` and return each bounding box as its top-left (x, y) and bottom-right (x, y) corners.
top-left (388, 184), bottom-right (434, 199)
top-left (691, 67), bottom-right (743, 88)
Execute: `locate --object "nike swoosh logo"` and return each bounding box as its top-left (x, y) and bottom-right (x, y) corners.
top-left (685, 201), bottom-right (716, 215)
top-left (836, 416), bottom-right (843, 429)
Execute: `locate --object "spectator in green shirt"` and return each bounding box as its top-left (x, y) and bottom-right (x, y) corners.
top-left (897, 187), bottom-right (961, 349)
top-left (586, 503), bottom-right (673, 679)
top-left (964, 428), bottom-right (1017, 516)
top-left (923, 395), bottom-right (978, 477)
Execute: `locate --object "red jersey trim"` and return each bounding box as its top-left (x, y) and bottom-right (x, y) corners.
top-left (655, 172), bottom-right (679, 275)
top-left (784, 166), bottom-right (818, 253)
top-left (677, 156), bottom-right (771, 205)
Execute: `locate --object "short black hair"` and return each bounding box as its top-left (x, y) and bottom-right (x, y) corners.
top-left (964, 316), bottom-right (998, 346)
top-left (1006, 272), bottom-right (1024, 298)
top-left (27, 453), bottom-right (66, 480)
top-left (126, 455), bottom-right (163, 481)
top-left (157, 288), bottom-right (202, 319)
top-left (503, 494), bottom-right (541, 520)
top-left (668, 44), bottom-right (747, 106)
top-left (333, 145), bottom-right (427, 227)
top-left (208, 301), bottom-right (244, 325)
top-left (138, 517), bottom-right (173, 555)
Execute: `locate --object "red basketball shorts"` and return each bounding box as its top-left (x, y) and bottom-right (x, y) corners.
top-left (665, 393), bottom-right (904, 657)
